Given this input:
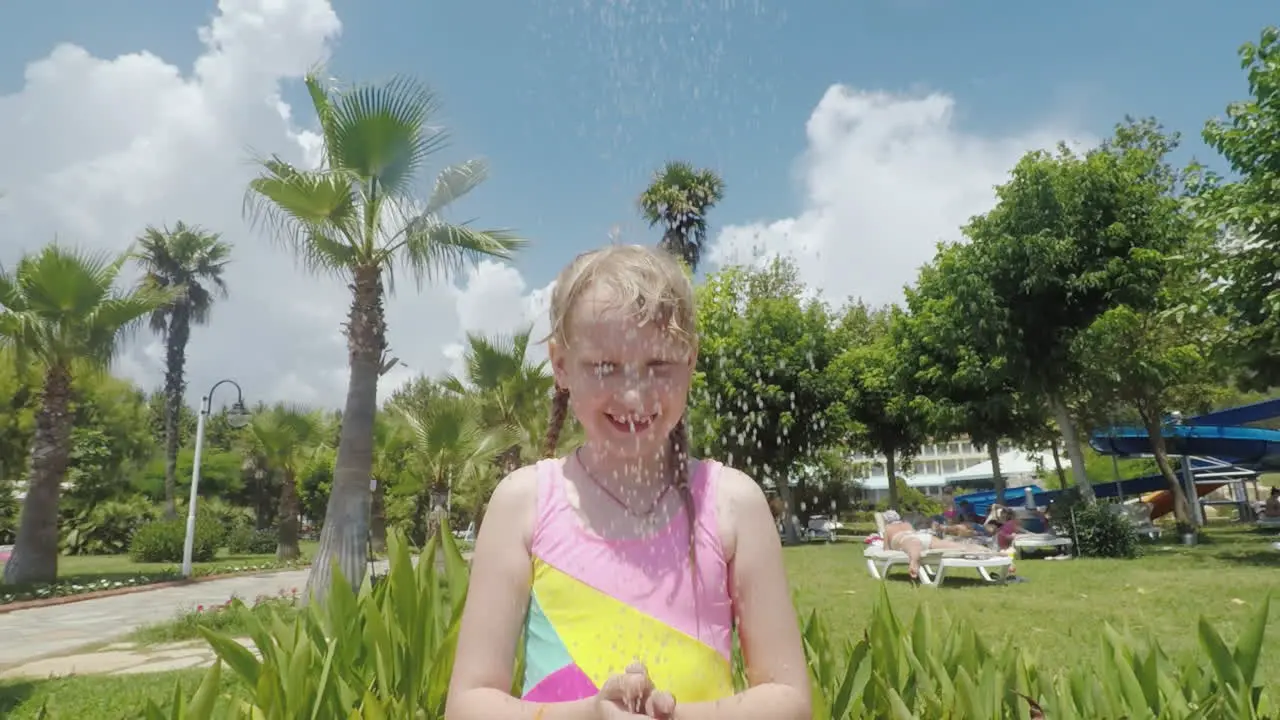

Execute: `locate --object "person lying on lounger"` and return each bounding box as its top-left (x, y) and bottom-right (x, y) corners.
top-left (882, 510), bottom-right (999, 580)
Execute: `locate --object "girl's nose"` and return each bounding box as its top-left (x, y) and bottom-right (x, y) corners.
top-left (621, 386), bottom-right (645, 409)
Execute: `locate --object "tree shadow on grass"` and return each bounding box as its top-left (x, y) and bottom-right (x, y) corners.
top-left (1210, 550), bottom-right (1280, 568)
top-left (0, 680), bottom-right (37, 717)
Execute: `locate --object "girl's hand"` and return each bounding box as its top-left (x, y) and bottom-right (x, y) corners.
top-left (596, 663), bottom-right (677, 718)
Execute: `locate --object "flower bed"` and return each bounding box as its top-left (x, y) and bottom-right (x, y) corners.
top-left (0, 559), bottom-right (310, 608)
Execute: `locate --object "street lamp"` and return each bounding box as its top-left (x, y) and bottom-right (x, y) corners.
top-left (182, 379), bottom-right (252, 577)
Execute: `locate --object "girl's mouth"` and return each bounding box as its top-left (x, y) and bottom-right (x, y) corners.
top-left (606, 413), bottom-right (655, 433)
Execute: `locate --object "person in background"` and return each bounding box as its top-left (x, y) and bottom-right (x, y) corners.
top-left (1264, 486), bottom-right (1280, 517)
top-left (883, 510), bottom-right (998, 580)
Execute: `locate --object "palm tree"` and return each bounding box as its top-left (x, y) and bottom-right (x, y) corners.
top-left (442, 327), bottom-right (554, 476)
top-left (638, 161), bottom-right (726, 271)
top-left (244, 70), bottom-right (525, 602)
top-left (0, 245), bottom-right (174, 584)
top-left (249, 405), bottom-right (331, 561)
top-left (133, 222), bottom-right (231, 519)
top-left (399, 394), bottom-right (518, 541)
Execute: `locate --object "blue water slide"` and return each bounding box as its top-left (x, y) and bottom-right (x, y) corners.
top-left (1089, 424), bottom-right (1280, 466)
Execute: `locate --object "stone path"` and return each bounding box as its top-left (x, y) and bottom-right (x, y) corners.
top-left (1, 638), bottom-right (255, 679)
top-left (0, 568), bottom-right (314, 672)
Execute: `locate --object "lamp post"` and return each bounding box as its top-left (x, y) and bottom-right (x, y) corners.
top-left (182, 379), bottom-right (252, 577)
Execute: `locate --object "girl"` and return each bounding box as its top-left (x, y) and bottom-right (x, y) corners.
top-left (446, 245), bottom-right (811, 720)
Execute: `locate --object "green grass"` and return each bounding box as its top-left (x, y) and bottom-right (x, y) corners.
top-left (126, 595), bottom-right (302, 646)
top-left (53, 541), bottom-right (319, 581)
top-left (0, 541), bottom-right (319, 603)
top-left (1, 527), bottom-right (1276, 717)
top-left (0, 669), bottom-right (235, 719)
top-left (788, 523), bottom-right (1280, 687)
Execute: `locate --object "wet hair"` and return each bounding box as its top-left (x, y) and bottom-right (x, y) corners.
top-left (541, 244), bottom-right (699, 565)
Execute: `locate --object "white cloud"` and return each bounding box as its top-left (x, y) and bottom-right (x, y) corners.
top-left (707, 85), bottom-right (1090, 306)
top-left (0, 0), bottom-right (539, 410)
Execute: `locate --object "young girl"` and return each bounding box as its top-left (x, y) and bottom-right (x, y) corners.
top-left (446, 245), bottom-right (811, 720)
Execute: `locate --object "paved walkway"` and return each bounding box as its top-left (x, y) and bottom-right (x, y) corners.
top-left (0, 560), bottom-right (396, 671)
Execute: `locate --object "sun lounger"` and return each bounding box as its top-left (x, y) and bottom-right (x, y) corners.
top-left (1256, 515), bottom-right (1280, 530)
top-left (1011, 532), bottom-right (1073, 557)
top-left (865, 513), bottom-right (1013, 587)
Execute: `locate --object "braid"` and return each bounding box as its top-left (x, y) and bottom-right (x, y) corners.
top-left (669, 415), bottom-right (700, 636)
top-left (544, 387), bottom-right (571, 458)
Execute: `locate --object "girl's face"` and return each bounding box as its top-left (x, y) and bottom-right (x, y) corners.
top-left (550, 286), bottom-right (696, 461)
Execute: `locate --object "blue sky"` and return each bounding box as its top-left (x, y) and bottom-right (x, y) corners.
top-left (3, 0), bottom-right (1272, 286)
top-left (0, 0), bottom-right (1275, 406)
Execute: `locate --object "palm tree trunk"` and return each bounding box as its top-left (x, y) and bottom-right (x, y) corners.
top-left (277, 469), bottom-right (301, 561)
top-left (369, 477), bottom-right (387, 555)
top-left (1140, 406), bottom-right (1193, 531)
top-left (162, 307), bottom-right (191, 520)
top-left (1049, 395), bottom-right (1096, 503)
top-left (3, 363), bottom-right (75, 585)
top-left (305, 266), bottom-right (384, 604)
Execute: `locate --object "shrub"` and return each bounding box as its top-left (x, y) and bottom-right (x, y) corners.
top-left (147, 530), bottom-right (1275, 720)
top-left (61, 495), bottom-right (158, 556)
top-left (129, 516), bottom-right (220, 564)
top-left (1049, 490), bottom-right (1141, 559)
top-left (226, 525), bottom-right (277, 555)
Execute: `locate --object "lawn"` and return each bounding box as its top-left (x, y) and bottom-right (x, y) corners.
top-left (0, 541), bottom-right (319, 605)
top-left (1, 528), bottom-right (1276, 718)
top-left (787, 523), bottom-right (1280, 685)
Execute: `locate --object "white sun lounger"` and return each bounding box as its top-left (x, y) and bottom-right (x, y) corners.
top-left (1012, 532), bottom-right (1073, 557)
top-left (863, 544), bottom-right (1012, 586)
top-left (865, 513), bottom-right (1013, 587)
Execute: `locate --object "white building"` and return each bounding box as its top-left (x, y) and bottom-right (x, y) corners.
top-left (848, 436), bottom-right (1015, 481)
top-left (855, 473), bottom-right (949, 505)
top-left (848, 437), bottom-right (1068, 504)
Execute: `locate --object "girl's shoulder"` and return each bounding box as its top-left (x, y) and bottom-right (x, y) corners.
top-left (700, 460), bottom-right (772, 560)
top-left (484, 463), bottom-right (544, 548)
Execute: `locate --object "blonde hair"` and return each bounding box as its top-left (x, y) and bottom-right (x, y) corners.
top-left (542, 243), bottom-right (700, 560)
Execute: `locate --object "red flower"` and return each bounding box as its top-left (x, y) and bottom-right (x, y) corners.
top-left (196, 605), bottom-right (204, 612)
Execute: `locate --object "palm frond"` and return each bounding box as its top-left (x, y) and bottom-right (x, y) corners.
top-left (424, 159), bottom-right (490, 217)
top-left (387, 218), bottom-right (525, 290)
top-left (327, 74), bottom-right (448, 198)
top-left (244, 156), bottom-right (364, 276)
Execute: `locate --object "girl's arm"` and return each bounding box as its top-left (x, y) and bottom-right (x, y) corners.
top-left (445, 468), bottom-right (598, 720)
top-left (672, 469), bottom-right (811, 720)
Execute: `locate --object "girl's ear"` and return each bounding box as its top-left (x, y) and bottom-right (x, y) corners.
top-left (549, 340), bottom-right (569, 389)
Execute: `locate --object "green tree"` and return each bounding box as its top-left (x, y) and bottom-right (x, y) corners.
top-left (639, 161), bottom-right (726, 271)
top-left (692, 259), bottom-right (844, 543)
top-left (244, 71), bottom-right (525, 601)
top-left (396, 394), bottom-right (517, 543)
top-left (961, 118), bottom-right (1184, 502)
top-left (441, 327), bottom-right (554, 476)
top-left (249, 405), bottom-right (332, 560)
top-left (897, 242), bottom-right (1043, 505)
top-left (831, 307), bottom-right (932, 512)
top-left (133, 222), bottom-right (232, 519)
top-left (0, 245), bottom-right (172, 584)
top-left (1198, 26), bottom-right (1280, 391)
top-left (1072, 226), bottom-right (1229, 529)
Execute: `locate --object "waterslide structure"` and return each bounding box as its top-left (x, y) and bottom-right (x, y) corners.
top-left (1089, 398), bottom-right (1280, 521)
top-left (954, 398), bottom-right (1280, 520)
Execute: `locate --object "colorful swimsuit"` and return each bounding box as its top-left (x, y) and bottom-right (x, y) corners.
top-left (520, 457), bottom-right (736, 703)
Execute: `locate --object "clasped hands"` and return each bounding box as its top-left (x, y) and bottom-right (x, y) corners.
top-left (595, 662), bottom-right (676, 719)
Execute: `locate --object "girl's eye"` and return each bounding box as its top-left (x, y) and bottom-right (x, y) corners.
top-left (594, 362), bottom-right (617, 377)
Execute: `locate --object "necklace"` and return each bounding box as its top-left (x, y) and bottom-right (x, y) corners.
top-left (574, 448), bottom-right (673, 518)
